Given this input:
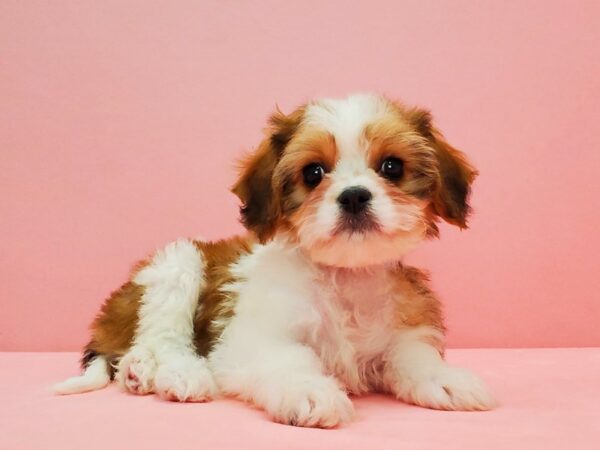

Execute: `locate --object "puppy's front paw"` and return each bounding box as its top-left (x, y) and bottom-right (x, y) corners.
top-left (263, 375), bottom-right (354, 428)
top-left (154, 356), bottom-right (218, 402)
top-left (393, 364), bottom-right (496, 411)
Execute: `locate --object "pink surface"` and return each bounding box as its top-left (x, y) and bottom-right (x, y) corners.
top-left (2, 349), bottom-right (599, 449)
top-left (2, 1), bottom-right (600, 350)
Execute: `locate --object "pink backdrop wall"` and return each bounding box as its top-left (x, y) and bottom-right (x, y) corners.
top-left (2, 1), bottom-right (599, 351)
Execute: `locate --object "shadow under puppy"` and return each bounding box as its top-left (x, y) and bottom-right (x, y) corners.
top-left (54, 93), bottom-right (496, 427)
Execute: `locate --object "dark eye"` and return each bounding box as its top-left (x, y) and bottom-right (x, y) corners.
top-left (302, 163), bottom-right (325, 187)
top-left (380, 157), bottom-right (404, 180)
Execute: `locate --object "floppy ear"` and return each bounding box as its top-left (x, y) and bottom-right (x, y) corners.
top-left (431, 133), bottom-right (478, 228)
top-left (231, 107), bottom-right (304, 242)
top-left (410, 109), bottom-right (478, 228)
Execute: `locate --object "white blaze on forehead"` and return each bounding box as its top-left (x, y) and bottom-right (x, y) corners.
top-left (304, 94), bottom-right (395, 217)
top-left (304, 93), bottom-right (390, 171)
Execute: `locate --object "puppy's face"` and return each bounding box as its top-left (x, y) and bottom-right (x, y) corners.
top-left (233, 94), bottom-right (477, 268)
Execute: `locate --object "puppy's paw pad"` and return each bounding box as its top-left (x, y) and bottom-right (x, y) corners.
top-left (267, 376), bottom-right (354, 428)
top-left (116, 348), bottom-right (157, 395)
top-left (154, 358), bottom-right (218, 402)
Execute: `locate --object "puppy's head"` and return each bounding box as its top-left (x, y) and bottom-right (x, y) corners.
top-left (233, 94), bottom-right (477, 268)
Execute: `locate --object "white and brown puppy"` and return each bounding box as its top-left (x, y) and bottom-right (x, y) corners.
top-left (54, 93), bottom-right (495, 427)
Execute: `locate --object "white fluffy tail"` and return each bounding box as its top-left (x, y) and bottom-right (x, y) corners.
top-left (53, 356), bottom-right (111, 395)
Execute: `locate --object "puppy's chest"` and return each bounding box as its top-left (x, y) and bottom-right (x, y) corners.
top-left (305, 270), bottom-right (397, 393)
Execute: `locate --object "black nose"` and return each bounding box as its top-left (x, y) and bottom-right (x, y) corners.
top-left (337, 187), bottom-right (372, 214)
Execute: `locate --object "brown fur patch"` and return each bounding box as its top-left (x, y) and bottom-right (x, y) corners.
top-left (193, 235), bottom-right (253, 356)
top-left (391, 264), bottom-right (445, 353)
top-left (84, 280), bottom-right (145, 371)
top-left (278, 131), bottom-right (338, 176)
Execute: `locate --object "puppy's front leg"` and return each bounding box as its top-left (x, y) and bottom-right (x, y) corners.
top-left (385, 326), bottom-right (496, 411)
top-left (207, 243), bottom-right (353, 427)
top-left (210, 332), bottom-right (354, 428)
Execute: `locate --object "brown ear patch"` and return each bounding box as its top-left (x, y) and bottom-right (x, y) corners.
top-left (430, 131), bottom-right (478, 229)
top-left (406, 107), bottom-right (434, 138)
top-left (270, 106), bottom-right (305, 151)
top-left (231, 139), bottom-right (281, 242)
top-left (231, 106), bottom-right (305, 242)
top-left (406, 107), bottom-right (478, 229)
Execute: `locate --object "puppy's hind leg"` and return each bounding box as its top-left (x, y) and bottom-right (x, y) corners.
top-left (117, 239), bottom-right (218, 402)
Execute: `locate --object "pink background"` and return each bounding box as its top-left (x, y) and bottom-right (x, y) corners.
top-left (1, 1), bottom-right (599, 351)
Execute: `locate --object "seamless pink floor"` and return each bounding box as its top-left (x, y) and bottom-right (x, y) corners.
top-left (3, 349), bottom-right (599, 450)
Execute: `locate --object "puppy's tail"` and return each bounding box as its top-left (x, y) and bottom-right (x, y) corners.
top-left (52, 352), bottom-right (111, 395)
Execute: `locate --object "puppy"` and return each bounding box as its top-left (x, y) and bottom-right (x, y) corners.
top-left (54, 93), bottom-right (495, 427)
